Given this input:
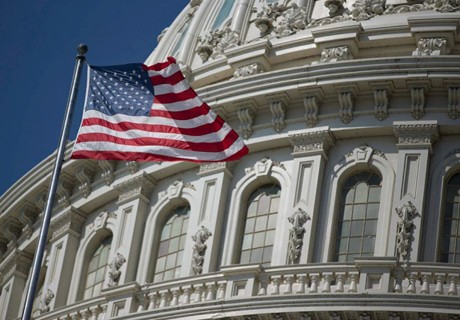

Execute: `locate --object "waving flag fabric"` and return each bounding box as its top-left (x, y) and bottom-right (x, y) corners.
top-left (71, 57), bottom-right (248, 162)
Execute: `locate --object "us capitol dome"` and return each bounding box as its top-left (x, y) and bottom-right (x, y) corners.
top-left (1, 0), bottom-right (460, 319)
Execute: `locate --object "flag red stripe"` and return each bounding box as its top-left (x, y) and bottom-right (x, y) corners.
top-left (80, 115), bottom-right (225, 136)
top-left (72, 144), bottom-right (249, 162)
top-left (149, 70), bottom-right (184, 86)
top-left (75, 129), bottom-right (241, 153)
top-left (153, 87), bottom-right (197, 104)
top-left (150, 103), bottom-right (209, 120)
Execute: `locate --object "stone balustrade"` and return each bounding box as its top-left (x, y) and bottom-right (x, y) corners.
top-left (31, 259), bottom-right (459, 320)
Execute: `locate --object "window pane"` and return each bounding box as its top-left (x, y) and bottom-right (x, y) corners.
top-left (334, 172), bottom-right (381, 261)
top-left (238, 184), bottom-right (280, 265)
top-left (441, 173), bottom-right (460, 263)
top-left (154, 205), bottom-right (190, 282)
top-left (84, 236), bottom-right (112, 299)
top-left (355, 183), bottom-right (369, 203)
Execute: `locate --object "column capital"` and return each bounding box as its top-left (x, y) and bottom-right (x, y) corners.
top-left (288, 126), bottom-right (335, 158)
top-left (393, 121), bottom-right (439, 151)
top-left (114, 173), bottom-right (156, 204)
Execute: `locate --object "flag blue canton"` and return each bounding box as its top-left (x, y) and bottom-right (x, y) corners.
top-left (85, 63), bottom-right (154, 117)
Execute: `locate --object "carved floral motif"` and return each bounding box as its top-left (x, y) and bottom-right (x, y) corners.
top-left (413, 38), bottom-right (447, 56)
top-left (395, 201), bottom-right (419, 266)
top-left (197, 26), bottom-right (240, 62)
top-left (274, 4), bottom-right (308, 38)
top-left (287, 208), bottom-right (310, 263)
top-left (191, 226), bottom-right (212, 275)
top-left (233, 63), bottom-right (264, 79)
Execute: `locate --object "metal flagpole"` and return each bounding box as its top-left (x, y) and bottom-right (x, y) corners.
top-left (21, 44), bottom-right (88, 320)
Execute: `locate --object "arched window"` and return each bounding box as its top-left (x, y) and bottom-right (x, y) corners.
top-left (440, 172), bottom-right (460, 263)
top-left (211, 0), bottom-right (237, 30)
top-left (334, 172), bottom-right (382, 262)
top-left (239, 184), bottom-right (281, 266)
top-left (154, 205), bottom-right (190, 282)
top-left (83, 236), bottom-right (112, 299)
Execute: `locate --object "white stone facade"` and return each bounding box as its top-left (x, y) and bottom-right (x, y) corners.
top-left (1, 0), bottom-right (460, 319)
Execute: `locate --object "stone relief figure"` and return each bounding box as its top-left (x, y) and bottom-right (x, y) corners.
top-left (191, 226), bottom-right (212, 275)
top-left (351, 0), bottom-right (386, 20)
top-left (287, 208), bottom-right (310, 263)
top-left (40, 289), bottom-right (54, 313)
top-left (254, 2), bottom-right (288, 35)
top-left (325, 0), bottom-right (347, 16)
top-left (107, 252), bottom-right (126, 287)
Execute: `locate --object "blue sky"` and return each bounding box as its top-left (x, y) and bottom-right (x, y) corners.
top-left (0, 0), bottom-right (189, 195)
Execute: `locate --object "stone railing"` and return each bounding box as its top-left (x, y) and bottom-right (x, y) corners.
top-left (33, 258), bottom-right (460, 319)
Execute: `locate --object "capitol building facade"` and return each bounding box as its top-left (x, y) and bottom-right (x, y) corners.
top-left (1, 0), bottom-right (460, 319)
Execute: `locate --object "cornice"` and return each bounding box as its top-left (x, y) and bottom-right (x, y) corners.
top-left (288, 127), bottom-right (336, 158)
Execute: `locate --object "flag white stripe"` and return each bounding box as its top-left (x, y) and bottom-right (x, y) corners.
top-left (73, 138), bottom-right (247, 161)
top-left (77, 122), bottom-right (233, 143)
top-left (82, 109), bottom-right (218, 129)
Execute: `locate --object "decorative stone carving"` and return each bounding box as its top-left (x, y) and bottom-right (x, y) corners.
top-left (98, 160), bottom-right (116, 186)
top-left (197, 26), bottom-right (240, 62)
top-left (114, 173), bottom-right (156, 203)
top-left (308, 14), bottom-right (350, 28)
top-left (393, 122), bottom-right (439, 146)
top-left (413, 37), bottom-right (448, 56)
top-left (157, 27), bottom-right (168, 43)
top-left (287, 208), bottom-right (310, 263)
top-left (233, 63), bottom-right (264, 79)
top-left (424, 0), bottom-right (460, 12)
top-left (325, 0), bottom-right (347, 16)
top-left (351, 0), bottom-right (386, 21)
top-left (237, 107), bottom-right (255, 139)
top-left (410, 88), bottom-right (425, 120)
top-left (395, 201), bottom-right (419, 265)
top-left (18, 202), bottom-right (38, 237)
top-left (0, 235), bottom-right (8, 258)
top-left (108, 253), bottom-right (126, 287)
top-left (191, 226), bottom-right (212, 275)
top-left (269, 101), bottom-right (286, 133)
top-left (320, 46), bottom-right (352, 63)
top-left (57, 174), bottom-right (74, 209)
top-left (289, 127), bottom-right (335, 156)
top-left (274, 4), bottom-right (308, 38)
top-left (51, 208), bottom-right (86, 239)
top-left (304, 96), bottom-right (319, 128)
top-left (0, 250), bottom-right (33, 282)
top-left (254, 2), bottom-right (288, 36)
top-left (93, 211), bottom-right (109, 231)
top-left (3, 219), bottom-right (22, 249)
top-left (126, 161), bottom-right (140, 174)
top-left (75, 165), bottom-right (95, 198)
top-left (40, 289), bottom-right (55, 313)
top-left (374, 89), bottom-right (389, 121)
top-left (35, 189), bottom-right (48, 213)
top-left (338, 92), bottom-right (354, 124)
top-left (447, 87), bottom-right (460, 119)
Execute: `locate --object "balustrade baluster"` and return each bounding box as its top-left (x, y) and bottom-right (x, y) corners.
top-left (448, 274), bottom-right (459, 296)
top-left (322, 273), bottom-right (333, 293)
top-left (171, 289), bottom-right (181, 306)
top-left (348, 273), bottom-right (359, 293)
top-left (284, 275), bottom-right (294, 294)
top-left (434, 274), bottom-right (445, 295)
top-left (206, 282), bottom-right (217, 301)
top-left (271, 276), bottom-right (282, 295)
top-left (407, 273), bottom-right (417, 294)
top-left (194, 284), bottom-right (204, 302)
top-left (183, 286), bottom-right (192, 304)
top-left (217, 282), bottom-right (227, 299)
top-left (296, 274), bottom-right (307, 294)
top-left (310, 274), bottom-right (320, 293)
top-left (335, 273), bottom-right (345, 293)
top-left (420, 273), bottom-right (432, 294)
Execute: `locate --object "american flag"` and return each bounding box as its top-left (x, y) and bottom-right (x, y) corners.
top-left (71, 57), bottom-right (248, 162)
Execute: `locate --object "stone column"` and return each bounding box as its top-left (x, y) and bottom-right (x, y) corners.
top-left (390, 121), bottom-right (439, 261)
top-left (46, 207), bottom-right (86, 309)
top-left (286, 126), bottom-right (335, 263)
top-left (113, 173), bottom-right (156, 284)
top-left (195, 162), bottom-right (234, 273)
top-left (231, 0), bottom-right (251, 33)
top-left (0, 250), bottom-right (33, 320)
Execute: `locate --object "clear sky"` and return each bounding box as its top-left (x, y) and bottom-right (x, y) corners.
top-left (0, 0), bottom-right (190, 195)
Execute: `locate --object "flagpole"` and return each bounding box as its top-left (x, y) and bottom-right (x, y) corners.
top-left (21, 44), bottom-right (88, 320)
